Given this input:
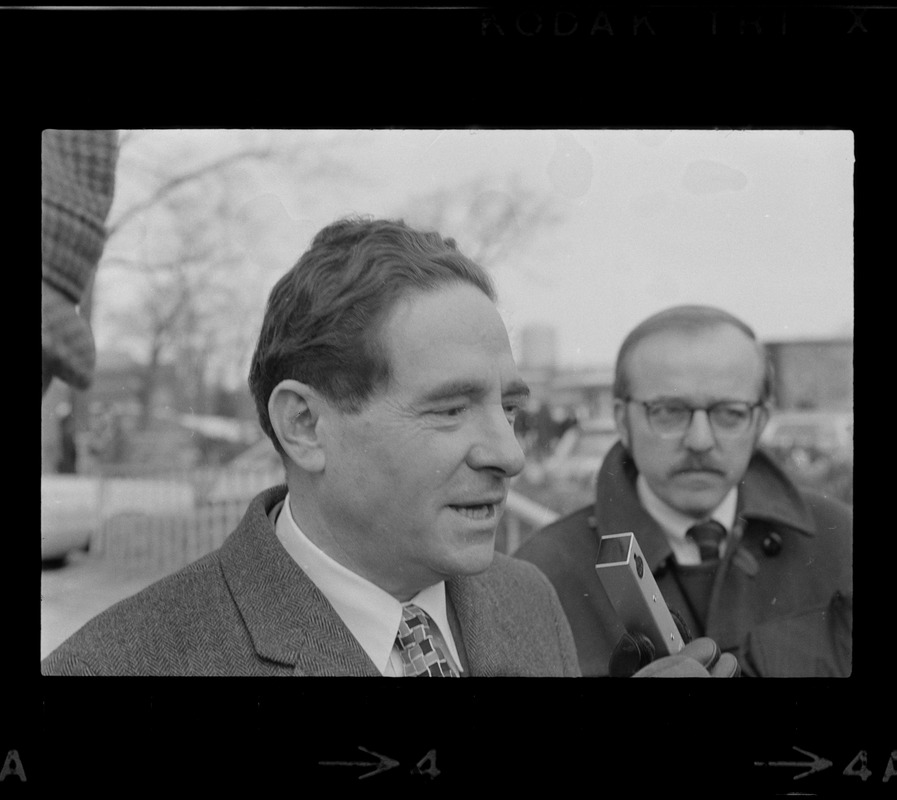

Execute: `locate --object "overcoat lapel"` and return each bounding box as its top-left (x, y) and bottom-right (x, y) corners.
top-left (218, 486), bottom-right (381, 677)
top-left (448, 574), bottom-right (514, 677)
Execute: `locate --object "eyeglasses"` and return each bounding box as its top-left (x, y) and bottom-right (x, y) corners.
top-left (625, 398), bottom-right (764, 439)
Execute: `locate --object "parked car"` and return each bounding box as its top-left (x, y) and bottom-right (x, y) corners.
top-left (759, 410), bottom-right (853, 503)
top-left (41, 475), bottom-right (101, 561)
top-left (760, 410), bottom-right (853, 464)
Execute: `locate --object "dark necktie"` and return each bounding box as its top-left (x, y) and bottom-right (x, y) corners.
top-left (686, 520), bottom-right (726, 562)
top-left (395, 604), bottom-right (459, 677)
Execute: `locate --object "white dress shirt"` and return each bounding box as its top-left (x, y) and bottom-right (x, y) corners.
top-left (274, 493), bottom-right (464, 676)
top-left (636, 476), bottom-right (739, 566)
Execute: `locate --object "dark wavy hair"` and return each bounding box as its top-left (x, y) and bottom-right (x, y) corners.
top-left (612, 304), bottom-right (773, 402)
top-left (249, 216), bottom-right (495, 453)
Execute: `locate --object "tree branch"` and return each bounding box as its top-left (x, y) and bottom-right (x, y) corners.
top-left (107, 147), bottom-right (275, 239)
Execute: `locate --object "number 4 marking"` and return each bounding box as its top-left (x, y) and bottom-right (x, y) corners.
top-left (412, 749), bottom-right (440, 779)
top-left (843, 750), bottom-right (873, 781)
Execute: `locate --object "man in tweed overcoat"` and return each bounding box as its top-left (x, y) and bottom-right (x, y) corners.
top-left (42, 218), bottom-right (732, 678)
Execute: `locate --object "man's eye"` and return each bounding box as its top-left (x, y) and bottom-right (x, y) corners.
top-left (714, 406), bottom-right (749, 425)
top-left (504, 404), bottom-right (521, 423)
top-left (437, 406), bottom-right (468, 417)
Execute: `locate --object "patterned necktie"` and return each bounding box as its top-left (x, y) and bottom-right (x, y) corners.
top-left (395, 604), bottom-right (459, 677)
top-left (686, 520), bottom-right (726, 562)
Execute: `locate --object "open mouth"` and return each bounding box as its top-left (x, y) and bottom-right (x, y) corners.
top-left (449, 503), bottom-right (497, 520)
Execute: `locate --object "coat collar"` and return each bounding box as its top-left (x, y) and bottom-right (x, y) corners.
top-left (217, 485), bottom-right (380, 676)
top-left (592, 442), bottom-right (817, 572)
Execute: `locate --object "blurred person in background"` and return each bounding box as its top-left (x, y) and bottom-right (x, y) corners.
top-left (514, 305), bottom-right (852, 677)
top-left (42, 219), bottom-right (736, 677)
top-left (54, 402), bottom-right (77, 474)
top-left (42, 130), bottom-right (119, 398)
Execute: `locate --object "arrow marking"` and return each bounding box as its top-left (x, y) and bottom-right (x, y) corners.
top-left (320, 746), bottom-right (401, 779)
top-left (754, 746), bottom-right (833, 780)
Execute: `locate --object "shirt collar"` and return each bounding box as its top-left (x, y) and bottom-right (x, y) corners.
top-left (274, 492), bottom-right (462, 674)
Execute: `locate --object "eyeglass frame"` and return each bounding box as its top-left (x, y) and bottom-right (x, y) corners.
top-left (622, 397), bottom-right (767, 439)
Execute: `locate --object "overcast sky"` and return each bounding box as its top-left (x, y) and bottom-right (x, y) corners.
top-left (99, 128), bottom-right (854, 372)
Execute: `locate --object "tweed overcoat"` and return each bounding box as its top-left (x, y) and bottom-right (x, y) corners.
top-left (513, 443), bottom-right (852, 677)
top-left (42, 486), bottom-right (581, 677)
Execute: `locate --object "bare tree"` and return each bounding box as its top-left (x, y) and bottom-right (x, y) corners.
top-left (78, 131), bottom-right (278, 329)
top-left (72, 130), bottom-right (361, 438)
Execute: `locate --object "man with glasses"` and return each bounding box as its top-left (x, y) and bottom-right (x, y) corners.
top-left (514, 305), bottom-right (852, 677)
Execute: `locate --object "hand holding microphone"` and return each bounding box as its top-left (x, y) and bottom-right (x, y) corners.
top-left (621, 633), bottom-right (741, 678)
top-left (596, 532), bottom-right (740, 678)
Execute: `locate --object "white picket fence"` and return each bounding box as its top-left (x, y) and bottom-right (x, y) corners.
top-left (85, 468), bottom-right (278, 571)
top-left (83, 468), bottom-right (558, 573)
top-left (91, 500), bottom-right (247, 569)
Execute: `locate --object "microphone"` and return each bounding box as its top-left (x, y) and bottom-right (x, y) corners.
top-left (595, 532), bottom-right (685, 657)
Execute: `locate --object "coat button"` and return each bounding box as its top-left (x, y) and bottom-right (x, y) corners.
top-left (762, 531), bottom-right (783, 556)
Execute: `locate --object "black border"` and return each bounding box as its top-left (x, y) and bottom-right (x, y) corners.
top-left (18, 3), bottom-right (885, 794)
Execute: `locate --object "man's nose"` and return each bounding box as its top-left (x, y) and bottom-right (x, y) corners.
top-left (682, 409), bottom-right (716, 452)
top-left (468, 409), bottom-right (526, 477)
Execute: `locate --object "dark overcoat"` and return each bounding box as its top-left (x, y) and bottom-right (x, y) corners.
top-left (514, 443), bottom-right (852, 677)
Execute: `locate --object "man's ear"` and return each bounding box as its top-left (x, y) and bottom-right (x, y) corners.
top-left (613, 398), bottom-right (631, 450)
top-left (753, 402), bottom-right (771, 446)
top-left (268, 380), bottom-right (327, 473)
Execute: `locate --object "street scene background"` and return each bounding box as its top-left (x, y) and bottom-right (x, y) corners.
top-left (41, 129), bottom-right (853, 660)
